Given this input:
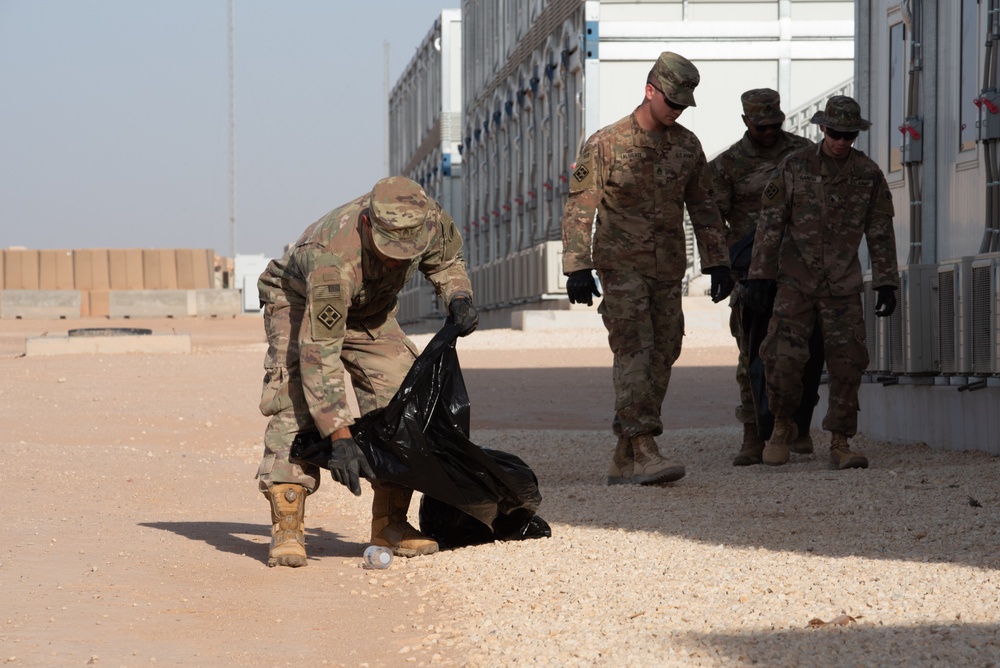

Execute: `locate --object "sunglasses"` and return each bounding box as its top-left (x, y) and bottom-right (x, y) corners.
top-left (651, 85), bottom-right (688, 111)
top-left (751, 122), bottom-right (783, 133)
top-left (826, 128), bottom-right (859, 141)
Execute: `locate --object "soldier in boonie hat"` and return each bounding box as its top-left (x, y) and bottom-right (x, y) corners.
top-left (651, 51), bottom-right (700, 107)
top-left (810, 95), bottom-right (872, 132)
top-left (741, 88), bottom-right (785, 126)
top-left (368, 176), bottom-right (434, 260)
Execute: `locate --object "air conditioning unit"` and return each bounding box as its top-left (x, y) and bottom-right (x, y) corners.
top-left (970, 253), bottom-right (1000, 375)
top-left (862, 274), bottom-right (889, 373)
top-left (890, 264), bottom-right (938, 374)
top-left (539, 240), bottom-right (565, 295)
top-left (937, 257), bottom-right (974, 375)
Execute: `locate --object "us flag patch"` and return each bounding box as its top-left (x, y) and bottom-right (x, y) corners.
top-left (573, 164), bottom-right (590, 182)
top-left (313, 284), bottom-right (341, 300)
top-left (764, 182), bottom-right (779, 200)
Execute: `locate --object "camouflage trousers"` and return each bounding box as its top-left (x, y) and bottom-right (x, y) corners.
top-left (596, 269), bottom-right (684, 438)
top-left (728, 284), bottom-right (756, 424)
top-left (760, 285), bottom-right (868, 436)
top-left (255, 304), bottom-right (418, 494)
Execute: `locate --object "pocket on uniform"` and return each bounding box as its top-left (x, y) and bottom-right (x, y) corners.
top-left (259, 365), bottom-right (293, 416)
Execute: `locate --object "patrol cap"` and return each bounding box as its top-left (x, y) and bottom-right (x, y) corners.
top-left (810, 95), bottom-right (872, 132)
top-left (741, 88), bottom-right (785, 125)
top-left (651, 51), bottom-right (700, 107)
top-left (368, 176), bottom-right (434, 260)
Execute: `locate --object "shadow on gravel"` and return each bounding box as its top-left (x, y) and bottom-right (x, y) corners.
top-left (474, 430), bottom-right (1000, 571)
top-left (140, 521), bottom-right (362, 564)
top-left (463, 365), bottom-right (734, 431)
top-left (683, 621), bottom-right (1000, 666)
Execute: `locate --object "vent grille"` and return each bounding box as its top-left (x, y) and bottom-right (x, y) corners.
top-left (971, 263), bottom-right (992, 374)
top-left (938, 267), bottom-right (957, 374)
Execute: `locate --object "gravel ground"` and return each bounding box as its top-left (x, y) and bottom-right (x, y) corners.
top-left (378, 325), bottom-right (1000, 666)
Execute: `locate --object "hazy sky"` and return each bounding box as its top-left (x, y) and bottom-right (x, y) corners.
top-left (0, 0), bottom-right (460, 258)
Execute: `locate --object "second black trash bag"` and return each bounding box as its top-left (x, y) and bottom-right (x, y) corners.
top-left (291, 322), bottom-right (548, 542)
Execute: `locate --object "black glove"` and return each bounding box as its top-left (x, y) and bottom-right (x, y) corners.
top-left (448, 295), bottom-right (479, 336)
top-left (743, 278), bottom-right (776, 314)
top-left (566, 269), bottom-right (601, 306)
top-left (705, 266), bottom-right (735, 303)
top-left (874, 286), bottom-right (897, 318)
top-left (327, 436), bottom-right (374, 496)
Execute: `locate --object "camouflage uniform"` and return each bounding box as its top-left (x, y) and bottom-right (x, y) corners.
top-left (256, 177), bottom-right (472, 494)
top-left (562, 56), bottom-right (729, 440)
top-left (748, 99), bottom-right (898, 438)
top-left (710, 89), bottom-right (812, 426)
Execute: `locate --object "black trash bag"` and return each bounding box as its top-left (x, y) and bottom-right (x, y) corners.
top-left (744, 296), bottom-right (825, 441)
top-left (418, 448), bottom-right (552, 549)
top-left (729, 230), bottom-right (756, 279)
top-left (290, 322), bottom-right (548, 544)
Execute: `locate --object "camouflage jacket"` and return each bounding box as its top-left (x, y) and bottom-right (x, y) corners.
top-left (748, 144), bottom-right (900, 295)
top-left (710, 130), bottom-right (812, 248)
top-left (561, 110), bottom-right (729, 281)
top-left (257, 192), bottom-right (472, 436)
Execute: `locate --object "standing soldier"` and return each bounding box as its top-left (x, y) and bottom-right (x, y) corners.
top-left (745, 95), bottom-right (899, 469)
top-left (709, 89), bottom-right (814, 466)
top-left (561, 51), bottom-right (733, 486)
top-left (255, 176), bottom-right (479, 567)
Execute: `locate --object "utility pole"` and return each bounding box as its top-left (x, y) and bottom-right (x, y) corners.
top-left (228, 0), bottom-right (237, 269)
top-left (384, 40), bottom-right (390, 176)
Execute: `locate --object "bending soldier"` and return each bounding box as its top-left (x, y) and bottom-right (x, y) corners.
top-left (255, 176), bottom-right (478, 567)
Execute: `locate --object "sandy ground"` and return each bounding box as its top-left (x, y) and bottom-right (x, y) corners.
top-left (2, 304), bottom-right (999, 667)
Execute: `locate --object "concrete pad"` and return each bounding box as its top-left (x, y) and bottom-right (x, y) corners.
top-left (512, 309), bottom-right (604, 330)
top-left (25, 333), bottom-right (192, 356)
top-left (0, 290), bottom-right (81, 319)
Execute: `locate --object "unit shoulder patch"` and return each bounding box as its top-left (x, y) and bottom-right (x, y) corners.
top-left (310, 281), bottom-right (346, 340)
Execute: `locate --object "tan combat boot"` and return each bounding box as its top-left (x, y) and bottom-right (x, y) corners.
top-left (790, 430), bottom-right (815, 454)
top-left (732, 422), bottom-right (764, 466)
top-left (630, 434), bottom-right (686, 484)
top-left (265, 483), bottom-right (307, 568)
top-left (762, 417), bottom-right (797, 466)
top-left (371, 484), bottom-right (439, 557)
top-left (607, 435), bottom-right (634, 485)
top-left (830, 432), bottom-right (868, 469)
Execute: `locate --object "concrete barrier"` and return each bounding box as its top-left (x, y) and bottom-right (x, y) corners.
top-left (108, 290), bottom-right (195, 318)
top-left (0, 290), bottom-right (81, 319)
top-left (195, 289), bottom-right (242, 316)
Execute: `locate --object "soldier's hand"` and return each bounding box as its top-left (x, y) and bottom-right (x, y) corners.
top-left (743, 279), bottom-right (775, 314)
top-left (566, 269), bottom-right (601, 306)
top-left (874, 286), bottom-right (897, 318)
top-left (447, 295), bottom-right (479, 336)
top-left (705, 266), bottom-right (735, 303)
top-left (327, 437), bottom-right (374, 497)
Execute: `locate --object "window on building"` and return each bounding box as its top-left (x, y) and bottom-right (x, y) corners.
top-left (960, 0), bottom-right (981, 153)
top-left (888, 22), bottom-right (905, 173)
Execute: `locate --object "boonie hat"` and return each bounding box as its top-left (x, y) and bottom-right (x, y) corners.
top-left (368, 176), bottom-right (434, 260)
top-left (741, 88), bottom-right (785, 125)
top-left (652, 51), bottom-right (700, 107)
top-left (810, 95), bottom-right (872, 132)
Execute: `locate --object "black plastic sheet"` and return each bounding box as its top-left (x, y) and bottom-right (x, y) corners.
top-left (291, 323), bottom-right (549, 546)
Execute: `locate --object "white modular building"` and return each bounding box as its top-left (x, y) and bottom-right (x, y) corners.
top-left (389, 9), bottom-right (464, 322)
